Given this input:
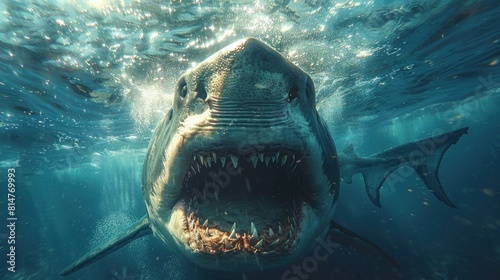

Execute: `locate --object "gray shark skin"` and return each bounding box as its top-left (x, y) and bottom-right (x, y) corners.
top-left (61, 38), bottom-right (468, 276)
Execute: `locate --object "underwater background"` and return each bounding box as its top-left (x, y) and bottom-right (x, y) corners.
top-left (0, 0), bottom-right (499, 279)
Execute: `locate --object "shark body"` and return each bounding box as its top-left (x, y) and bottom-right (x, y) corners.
top-left (61, 38), bottom-right (468, 276)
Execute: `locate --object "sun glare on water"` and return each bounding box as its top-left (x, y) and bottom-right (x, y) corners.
top-left (84, 0), bottom-right (126, 10)
top-left (88, 0), bottom-right (106, 8)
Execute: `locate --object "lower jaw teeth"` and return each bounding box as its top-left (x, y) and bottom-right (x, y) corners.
top-left (255, 239), bottom-right (263, 249)
top-left (269, 239), bottom-right (279, 248)
top-left (225, 240), bottom-right (233, 249)
top-left (186, 210), bottom-right (300, 254)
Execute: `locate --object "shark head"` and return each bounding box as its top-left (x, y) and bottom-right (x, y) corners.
top-left (143, 38), bottom-right (340, 271)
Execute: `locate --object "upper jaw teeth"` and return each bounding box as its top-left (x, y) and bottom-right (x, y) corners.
top-left (187, 150), bottom-right (300, 173)
top-left (230, 155), bottom-right (238, 168)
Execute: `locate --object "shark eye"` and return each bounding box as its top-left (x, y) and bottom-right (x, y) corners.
top-left (177, 79), bottom-right (188, 98)
top-left (180, 85), bottom-right (188, 98)
top-left (288, 84), bottom-right (298, 102)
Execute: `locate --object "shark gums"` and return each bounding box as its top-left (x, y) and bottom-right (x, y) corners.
top-left (61, 38), bottom-right (468, 276)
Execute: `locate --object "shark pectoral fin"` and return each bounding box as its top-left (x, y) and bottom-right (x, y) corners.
top-left (60, 215), bottom-right (151, 276)
top-left (329, 221), bottom-right (399, 268)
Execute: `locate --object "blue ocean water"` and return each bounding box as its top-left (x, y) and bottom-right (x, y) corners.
top-left (0, 0), bottom-right (499, 279)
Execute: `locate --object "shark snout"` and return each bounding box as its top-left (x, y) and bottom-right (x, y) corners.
top-left (191, 38), bottom-right (309, 104)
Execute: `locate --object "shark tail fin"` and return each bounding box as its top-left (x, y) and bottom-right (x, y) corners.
top-left (360, 127), bottom-right (469, 208)
top-left (61, 215), bottom-right (152, 276)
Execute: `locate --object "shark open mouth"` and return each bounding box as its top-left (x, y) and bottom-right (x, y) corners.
top-left (179, 149), bottom-right (304, 255)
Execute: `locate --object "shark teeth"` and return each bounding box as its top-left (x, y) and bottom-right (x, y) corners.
top-left (250, 222), bottom-right (258, 240)
top-left (188, 151), bottom-right (300, 175)
top-left (258, 153), bottom-right (264, 162)
top-left (229, 228), bottom-right (237, 239)
top-left (269, 239), bottom-right (280, 248)
top-left (225, 240), bottom-right (233, 249)
top-left (230, 155), bottom-right (238, 168)
top-left (184, 150), bottom-right (302, 254)
top-left (281, 155), bottom-right (288, 166)
top-left (255, 239), bottom-right (264, 249)
top-left (186, 208), bottom-right (300, 254)
top-left (252, 156), bottom-right (258, 168)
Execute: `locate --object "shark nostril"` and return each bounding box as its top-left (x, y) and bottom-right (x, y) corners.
top-left (195, 81), bottom-right (208, 101)
top-left (288, 84), bottom-right (298, 102)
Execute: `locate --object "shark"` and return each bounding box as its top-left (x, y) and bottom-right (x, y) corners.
top-left (61, 38), bottom-right (468, 276)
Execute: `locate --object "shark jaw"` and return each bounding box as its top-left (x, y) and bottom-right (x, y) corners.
top-left (182, 149), bottom-right (303, 252)
top-left (165, 143), bottom-right (335, 271)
